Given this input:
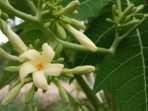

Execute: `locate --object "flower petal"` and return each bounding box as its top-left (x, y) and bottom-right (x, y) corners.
top-left (33, 71), bottom-right (49, 90)
top-left (66, 25), bottom-right (97, 52)
top-left (19, 61), bottom-right (37, 81)
top-left (41, 43), bottom-right (55, 64)
top-left (19, 49), bottom-right (41, 64)
top-left (44, 63), bottom-right (64, 76)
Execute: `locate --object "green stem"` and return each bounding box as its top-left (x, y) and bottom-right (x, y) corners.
top-left (75, 75), bottom-right (104, 111)
top-left (24, 0), bottom-right (37, 15)
top-left (0, 1), bottom-right (38, 23)
top-left (110, 17), bottom-right (148, 54)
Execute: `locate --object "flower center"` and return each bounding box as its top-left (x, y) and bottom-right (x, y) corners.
top-left (36, 63), bottom-right (44, 70)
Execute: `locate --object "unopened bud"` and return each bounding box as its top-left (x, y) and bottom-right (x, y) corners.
top-left (119, 4), bottom-right (135, 22)
top-left (54, 0), bottom-right (80, 16)
top-left (55, 79), bottom-right (69, 103)
top-left (122, 19), bottom-right (140, 27)
top-left (112, 4), bottom-right (117, 16)
top-left (1, 12), bottom-right (9, 20)
top-left (144, 14), bottom-right (148, 18)
top-left (66, 25), bottom-right (97, 52)
top-left (135, 5), bottom-right (144, 13)
top-left (5, 66), bottom-right (20, 72)
top-left (54, 58), bottom-right (64, 63)
top-left (64, 0), bottom-right (80, 13)
top-left (62, 65), bottom-right (95, 75)
top-left (55, 44), bottom-right (63, 55)
top-left (2, 82), bottom-right (23, 105)
top-left (0, 19), bottom-right (8, 34)
top-left (25, 85), bottom-right (36, 104)
top-left (72, 65), bottom-right (95, 75)
top-left (56, 22), bottom-right (67, 40)
top-left (6, 28), bottom-right (28, 54)
top-left (68, 18), bottom-right (86, 30)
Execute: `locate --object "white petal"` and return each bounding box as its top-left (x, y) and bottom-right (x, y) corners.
top-left (19, 62), bottom-right (37, 81)
top-left (33, 71), bottom-right (49, 90)
top-left (44, 63), bottom-right (64, 76)
top-left (19, 49), bottom-right (41, 64)
top-left (67, 25), bottom-right (97, 52)
top-left (41, 43), bottom-right (55, 64)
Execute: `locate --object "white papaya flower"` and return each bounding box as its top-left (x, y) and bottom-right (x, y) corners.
top-left (19, 43), bottom-right (64, 90)
top-left (66, 25), bottom-right (97, 52)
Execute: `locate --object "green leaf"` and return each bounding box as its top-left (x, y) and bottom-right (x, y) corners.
top-left (75, 0), bottom-right (113, 19)
top-left (94, 19), bottom-right (148, 111)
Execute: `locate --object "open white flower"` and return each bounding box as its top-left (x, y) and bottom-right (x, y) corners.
top-left (19, 43), bottom-right (64, 90)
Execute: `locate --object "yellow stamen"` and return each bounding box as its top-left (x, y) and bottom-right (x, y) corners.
top-left (36, 63), bottom-right (44, 70)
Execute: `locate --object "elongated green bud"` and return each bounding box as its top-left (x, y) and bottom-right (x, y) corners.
top-left (65, 25), bottom-right (97, 52)
top-left (61, 16), bottom-right (86, 30)
top-left (55, 44), bottom-right (63, 55)
top-left (122, 19), bottom-right (140, 27)
top-left (119, 4), bottom-right (134, 22)
top-left (62, 73), bottom-right (74, 78)
top-left (55, 79), bottom-right (69, 103)
top-left (72, 65), bottom-right (95, 75)
top-left (1, 12), bottom-right (9, 20)
top-left (6, 27), bottom-right (28, 54)
top-left (144, 14), bottom-right (148, 18)
top-left (62, 65), bottom-right (95, 75)
top-left (0, 19), bottom-right (8, 34)
top-left (63, 0), bottom-right (80, 13)
top-left (5, 66), bottom-right (20, 72)
top-left (0, 10), bottom-right (9, 20)
top-left (68, 18), bottom-right (86, 30)
top-left (54, 58), bottom-right (64, 63)
top-left (56, 22), bottom-right (67, 40)
top-left (54, 0), bottom-right (80, 16)
top-left (2, 82), bottom-right (23, 105)
top-left (135, 5), bottom-right (144, 13)
top-left (25, 85), bottom-right (36, 104)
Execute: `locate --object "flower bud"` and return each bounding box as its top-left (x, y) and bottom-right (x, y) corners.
top-left (68, 18), bottom-right (86, 30)
top-left (6, 28), bottom-right (28, 54)
top-left (119, 4), bottom-right (135, 22)
top-left (62, 65), bottom-right (95, 75)
top-left (5, 66), bottom-right (20, 72)
top-left (54, 0), bottom-right (80, 16)
top-left (55, 79), bottom-right (69, 103)
top-left (1, 12), bottom-right (9, 20)
top-left (135, 5), bottom-right (144, 13)
top-left (72, 65), bottom-right (95, 75)
top-left (1, 82), bottom-right (23, 105)
top-left (61, 16), bottom-right (86, 30)
top-left (25, 85), bottom-right (36, 104)
top-left (122, 19), bottom-right (140, 27)
top-left (66, 25), bottom-right (97, 52)
top-left (0, 19), bottom-right (8, 34)
top-left (64, 0), bottom-right (80, 13)
top-left (55, 44), bottom-right (63, 55)
top-left (56, 22), bottom-right (67, 40)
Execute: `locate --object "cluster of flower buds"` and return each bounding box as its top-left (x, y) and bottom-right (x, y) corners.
top-left (106, 2), bottom-right (145, 27)
top-left (42, 0), bottom-right (97, 52)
